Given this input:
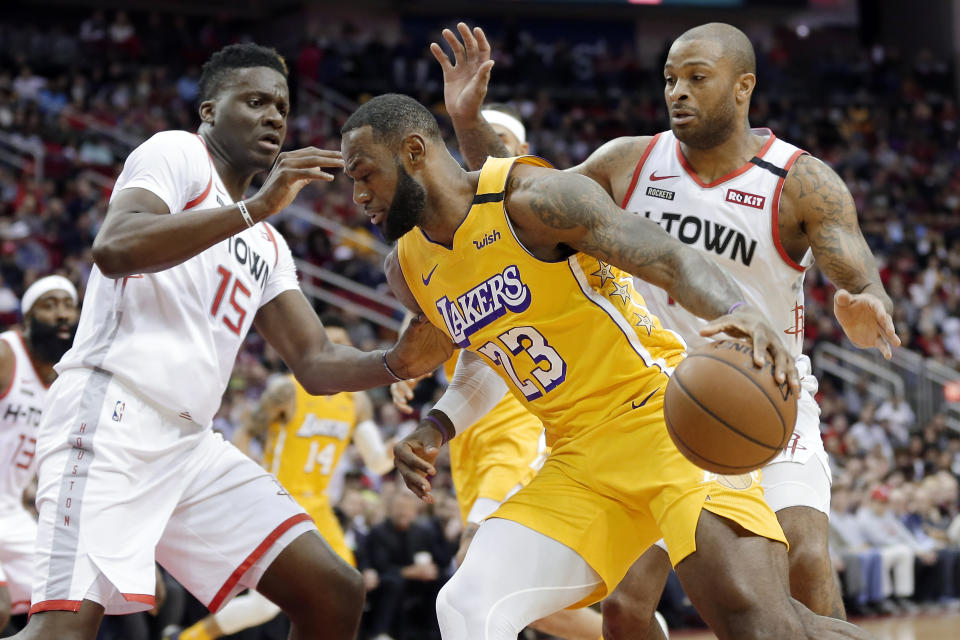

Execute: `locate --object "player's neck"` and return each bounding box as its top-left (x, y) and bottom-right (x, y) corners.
top-left (23, 343), bottom-right (56, 385)
top-left (416, 161), bottom-right (476, 246)
top-left (200, 130), bottom-right (256, 201)
top-left (678, 127), bottom-right (766, 184)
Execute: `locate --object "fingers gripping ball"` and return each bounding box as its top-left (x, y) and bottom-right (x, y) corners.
top-left (664, 339), bottom-right (798, 474)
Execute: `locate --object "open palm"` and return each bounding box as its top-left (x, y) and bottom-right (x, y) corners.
top-left (834, 289), bottom-right (901, 359)
top-left (430, 22), bottom-right (495, 122)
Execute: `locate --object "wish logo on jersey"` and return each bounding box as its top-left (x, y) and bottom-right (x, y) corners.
top-left (435, 265), bottom-right (531, 347)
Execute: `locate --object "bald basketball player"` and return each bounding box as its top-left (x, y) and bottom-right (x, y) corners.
top-left (434, 21), bottom-right (898, 639)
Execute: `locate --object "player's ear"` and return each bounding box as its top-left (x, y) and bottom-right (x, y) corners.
top-left (199, 99), bottom-right (216, 125)
top-left (519, 142), bottom-right (530, 155)
top-left (402, 134), bottom-right (426, 167)
top-left (735, 73), bottom-right (756, 105)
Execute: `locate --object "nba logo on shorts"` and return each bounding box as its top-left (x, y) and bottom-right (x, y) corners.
top-left (112, 401), bottom-right (125, 422)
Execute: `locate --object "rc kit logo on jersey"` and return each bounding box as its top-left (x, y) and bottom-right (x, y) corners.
top-left (725, 189), bottom-right (766, 210)
top-left (436, 265), bottom-right (531, 347)
top-left (473, 229), bottom-right (501, 250)
top-left (645, 186), bottom-right (675, 201)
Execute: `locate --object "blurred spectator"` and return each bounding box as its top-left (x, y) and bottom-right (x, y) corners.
top-left (364, 489), bottom-right (443, 640)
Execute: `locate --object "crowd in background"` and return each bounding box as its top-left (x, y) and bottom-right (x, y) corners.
top-left (1, 6), bottom-right (960, 638)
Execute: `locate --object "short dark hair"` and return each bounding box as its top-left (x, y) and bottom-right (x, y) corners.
top-left (199, 43), bottom-right (288, 102)
top-left (319, 313), bottom-right (347, 330)
top-left (341, 94), bottom-right (442, 149)
top-left (484, 102), bottom-right (524, 123)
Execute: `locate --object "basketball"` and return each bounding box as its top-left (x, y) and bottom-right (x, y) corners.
top-left (664, 339), bottom-right (798, 475)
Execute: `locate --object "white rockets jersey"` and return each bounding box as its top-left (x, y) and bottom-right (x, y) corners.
top-left (0, 330), bottom-right (48, 511)
top-left (623, 129), bottom-right (811, 358)
top-left (57, 131), bottom-right (299, 427)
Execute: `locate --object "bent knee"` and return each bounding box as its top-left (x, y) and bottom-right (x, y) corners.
top-left (787, 538), bottom-right (833, 580)
top-left (437, 575), bottom-right (523, 640)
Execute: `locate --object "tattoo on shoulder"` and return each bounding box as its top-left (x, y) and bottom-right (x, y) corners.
top-left (524, 174), bottom-right (604, 231)
top-left (787, 155), bottom-right (876, 291)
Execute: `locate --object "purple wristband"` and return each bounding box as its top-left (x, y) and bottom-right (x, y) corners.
top-left (423, 414), bottom-right (452, 445)
top-left (727, 301), bottom-right (747, 315)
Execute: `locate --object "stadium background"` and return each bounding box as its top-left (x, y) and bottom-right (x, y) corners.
top-left (1, 0), bottom-right (960, 638)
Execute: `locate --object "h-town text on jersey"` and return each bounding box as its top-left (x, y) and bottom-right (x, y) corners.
top-left (226, 235), bottom-right (270, 290)
top-left (639, 211), bottom-right (757, 266)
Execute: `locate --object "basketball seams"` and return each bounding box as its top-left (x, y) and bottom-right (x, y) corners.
top-left (664, 406), bottom-right (769, 474)
top-left (682, 352), bottom-right (789, 445)
top-left (672, 367), bottom-right (781, 451)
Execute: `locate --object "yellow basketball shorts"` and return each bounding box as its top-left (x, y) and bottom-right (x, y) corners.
top-left (449, 415), bottom-right (544, 524)
top-left (491, 390), bottom-right (786, 607)
top-left (295, 495), bottom-right (356, 567)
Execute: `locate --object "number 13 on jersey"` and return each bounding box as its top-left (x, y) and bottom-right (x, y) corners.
top-left (477, 325), bottom-right (567, 401)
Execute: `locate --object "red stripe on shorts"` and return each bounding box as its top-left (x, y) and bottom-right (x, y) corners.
top-left (207, 512), bottom-right (312, 613)
top-left (29, 599), bottom-right (83, 616)
top-left (122, 593), bottom-right (156, 606)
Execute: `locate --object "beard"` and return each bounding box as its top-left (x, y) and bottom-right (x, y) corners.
top-left (672, 98), bottom-right (739, 150)
top-left (27, 316), bottom-right (78, 364)
top-left (381, 162), bottom-right (427, 243)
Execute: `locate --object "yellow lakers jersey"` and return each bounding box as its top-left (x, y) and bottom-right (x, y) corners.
top-left (263, 376), bottom-right (357, 497)
top-left (397, 156), bottom-right (686, 445)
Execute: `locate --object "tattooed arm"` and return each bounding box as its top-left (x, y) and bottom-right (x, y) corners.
top-left (508, 165), bottom-right (742, 319)
top-left (780, 155), bottom-right (899, 358)
top-left (506, 165), bottom-right (798, 388)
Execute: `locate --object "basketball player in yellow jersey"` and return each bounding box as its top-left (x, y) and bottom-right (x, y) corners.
top-left (340, 94), bottom-right (870, 640)
top-left (434, 22), bottom-right (899, 639)
top-left (174, 315), bottom-right (393, 640)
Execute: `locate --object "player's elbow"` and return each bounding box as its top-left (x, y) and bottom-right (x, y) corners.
top-left (92, 233), bottom-right (133, 279)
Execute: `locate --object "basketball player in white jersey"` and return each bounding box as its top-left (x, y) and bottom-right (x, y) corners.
top-left (0, 276), bottom-right (79, 630)
top-left (12, 44), bottom-right (450, 640)
top-left (174, 315), bottom-right (394, 640)
top-left (433, 21), bottom-right (898, 638)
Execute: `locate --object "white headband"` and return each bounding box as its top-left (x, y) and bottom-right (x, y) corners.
top-left (22, 275), bottom-right (78, 315)
top-left (481, 109), bottom-right (526, 145)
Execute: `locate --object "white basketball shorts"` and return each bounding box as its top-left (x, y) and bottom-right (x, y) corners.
top-left (0, 505), bottom-right (38, 614)
top-left (30, 368), bottom-right (315, 616)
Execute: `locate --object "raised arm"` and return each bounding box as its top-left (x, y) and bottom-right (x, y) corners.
top-left (432, 22), bottom-right (650, 203)
top-left (233, 375), bottom-right (297, 456)
top-left (507, 165), bottom-right (798, 385)
top-left (431, 23), bottom-right (508, 170)
top-left (780, 154), bottom-right (900, 358)
top-left (93, 148), bottom-right (343, 278)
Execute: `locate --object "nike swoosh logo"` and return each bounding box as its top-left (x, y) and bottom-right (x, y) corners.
top-left (649, 172), bottom-right (679, 181)
top-left (631, 386), bottom-right (661, 410)
top-left (421, 264), bottom-right (438, 286)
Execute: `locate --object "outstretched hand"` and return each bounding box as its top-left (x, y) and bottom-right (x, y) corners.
top-left (391, 373), bottom-right (432, 415)
top-left (247, 147), bottom-right (343, 220)
top-left (834, 289), bottom-right (900, 359)
top-left (394, 422), bottom-right (445, 502)
top-left (701, 306), bottom-right (800, 395)
top-left (431, 22), bottom-right (494, 123)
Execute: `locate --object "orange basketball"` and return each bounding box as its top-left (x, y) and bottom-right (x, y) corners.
top-left (664, 339), bottom-right (798, 475)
